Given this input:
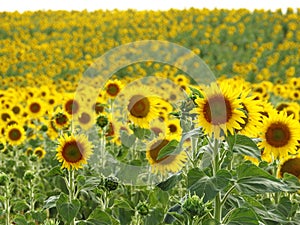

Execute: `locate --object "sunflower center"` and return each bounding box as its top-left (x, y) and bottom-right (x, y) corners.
top-left (128, 95), bottom-right (150, 118)
top-left (78, 112), bottom-right (91, 124)
top-left (34, 150), bottom-right (43, 158)
top-left (265, 122), bottom-right (291, 147)
top-left (12, 106), bottom-right (21, 114)
top-left (203, 95), bottom-right (232, 125)
top-left (30, 103), bottom-right (41, 113)
top-left (107, 84), bottom-right (120, 97)
top-left (168, 124), bottom-right (178, 133)
top-left (61, 141), bottom-right (83, 163)
top-left (150, 139), bottom-right (170, 163)
top-left (1, 113), bottom-right (10, 122)
top-left (65, 100), bottom-right (79, 115)
top-left (105, 122), bottom-right (115, 137)
top-left (55, 113), bottom-right (68, 125)
top-left (279, 158), bottom-right (300, 178)
top-left (8, 128), bottom-right (22, 141)
top-left (94, 103), bottom-right (104, 114)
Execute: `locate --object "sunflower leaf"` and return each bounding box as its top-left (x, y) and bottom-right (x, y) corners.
top-left (56, 193), bottom-right (81, 224)
top-left (86, 207), bottom-right (112, 225)
top-left (225, 207), bottom-right (259, 225)
top-left (156, 139), bottom-right (179, 161)
top-left (156, 172), bottom-right (183, 191)
top-left (232, 134), bottom-right (261, 159)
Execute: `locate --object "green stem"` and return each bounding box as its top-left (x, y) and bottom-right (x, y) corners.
top-left (68, 169), bottom-right (75, 225)
top-left (212, 139), bottom-right (222, 223)
top-left (29, 181), bottom-right (35, 212)
top-left (4, 182), bottom-right (10, 225)
top-left (220, 185), bottom-right (236, 206)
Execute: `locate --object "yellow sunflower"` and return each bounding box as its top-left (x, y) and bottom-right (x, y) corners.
top-left (259, 111), bottom-right (300, 162)
top-left (236, 90), bottom-right (263, 137)
top-left (50, 107), bottom-right (70, 131)
top-left (56, 133), bottom-right (93, 170)
top-left (277, 153), bottom-right (300, 179)
top-left (146, 134), bottom-right (187, 175)
top-left (194, 82), bottom-right (246, 138)
top-left (62, 93), bottom-right (81, 117)
top-left (166, 118), bottom-right (182, 140)
top-left (26, 98), bottom-right (46, 119)
top-left (122, 85), bottom-right (161, 129)
top-left (34, 147), bottom-right (46, 160)
top-left (104, 79), bottom-right (124, 99)
top-left (5, 123), bottom-right (26, 146)
top-left (74, 110), bottom-right (95, 131)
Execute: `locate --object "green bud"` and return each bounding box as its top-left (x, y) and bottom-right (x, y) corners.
top-left (96, 115), bottom-right (109, 128)
top-left (183, 194), bottom-right (206, 217)
top-left (0, 173), bottom-right (9, 186)
top-left (40, 125), bottom-right (48, 132)
top-left (137, 202), bottom-right (149, 216)
top-left (29, 154), bottom-right (38, 162)
top-left (104, 176), bottom-right (119, 191)
top-left (24, 171), bottom-right (35, 181)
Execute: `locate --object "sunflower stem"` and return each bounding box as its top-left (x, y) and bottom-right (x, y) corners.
top-left (4, 180), bottom-right (10, 225)
top-left (212, 138), bottom-right (222, 223)
top-left (68, 169), bottom-right (76, 225)
top-left (29, 180), bottom-right (35, 212)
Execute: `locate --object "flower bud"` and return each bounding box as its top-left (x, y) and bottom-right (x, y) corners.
top-left (0, 173), bottom-right (8, 186)
top-left (104, 176), bottom-right (118, 191)
top-left (183, 194), bottom-right (205, 217)
top-left (137, 202), bottom-right (149, 216)
top-left (24, 171), bottom-right (35, 181)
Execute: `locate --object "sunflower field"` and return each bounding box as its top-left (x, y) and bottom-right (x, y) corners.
top-left (1, 7), bottom-right (300, 225)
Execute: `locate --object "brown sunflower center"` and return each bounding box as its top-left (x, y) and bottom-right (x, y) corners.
top-left (78, 112), bottom-right (91, 124)
top-left (151, 127), bottom-right (163, 136)
top-left (30, 102), bottom-right (41, 113)
top-left (93, 103), bottom-right (104, 114)
top-left (107, 83), bottom-right (120, 97)
top-left (105, 122), bottom-right (115, 137)
top-left (12, 106), bottom-right (21, 114)
top-left (55, 113), bottom-right (68, 125)
top-left (34, 149), bottom-right (44, 158)
top-left (203, 95), bottom-right (232, 125)
top-left (61, 141), bottom-right (83, 163)
top-left (279, 158), bottom-right (300, 178)
top-left (128, 95), bottom-right (150, 118)
top-left (265, 122), bottom-right (291, 147)
top-left (168, 124), bottom-right (178, 133)
top-left (8, 128), bottom-right (22, 141)
top-left (1, 113), bottom-right (10, 122)
top-left (65, 100), bottom-right (79, 115)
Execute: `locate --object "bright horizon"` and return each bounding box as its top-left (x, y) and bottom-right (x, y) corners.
top-left (0, 0), bottom-right (299, 12)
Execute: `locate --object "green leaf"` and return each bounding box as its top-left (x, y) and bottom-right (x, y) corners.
top-left (133, 127), bottom-right (151, 139)
top-left (187, 168), bottom-right (231, 201)
top-left (276, 196), bottom-right (298, 218)
top-left (120, 130), bottom-right (136, 148)
top-left (145, 208), bottom-right (164, 225)
top-left (236, 162), bottom-right (294, 194)
top-left (13, 215), bottom-right (28, 225)
top-left (43, 195), bottom-right (60, 209)
top-left (156, 139), bottom-right (179, 161)
top-left (13, 200), bottom-right (29, 211)
top-left (119, 208), bottom-right (134, 225)
top-left (31, 210), bottom-right (47, 223)
top-left (226, 207), bottom-right (259, 225)
top-left (56, 193), bottom-right (81, 224)
top-left (232, 135), bottom-right (261, 159)
top-left (203, 219), bottom-right (220, 225)
top-left (86, 207), bottom-right (112, 225)
top-left (156, 173), bottom-right (182, 191)
top-left (46, 166), bottom-right (63, 177)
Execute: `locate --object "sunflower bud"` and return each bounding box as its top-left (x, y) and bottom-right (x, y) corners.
top-left (183, 194), bottom-right (206, 217)
top-left (137, 202), bottom-right (149, 216)
top-left (40, 125), bottom-right (48, 132)
top-left (96, 115), bottom-right (108, 128)
top-left (24, 171), bottom-right (35, 181)
top-left (0, 173), bottom-right (9, 186)
top-left (29, 154), bottom-right (38, 162)
top-left (104, 176), bottom-right (118, 191)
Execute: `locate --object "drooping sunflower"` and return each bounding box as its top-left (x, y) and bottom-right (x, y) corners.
top-left (56, 133), bottom-right (93, 170)
top-left (5, 123), bottom-right (26, 146)
top-left (34, 147), bottom-right (46, 160)
top-left (146, 134), bottom-right (187, 175)
top-left (259, 111), bottom-right (300, 162)
top-left (194, 82), bottom-right (246, 138)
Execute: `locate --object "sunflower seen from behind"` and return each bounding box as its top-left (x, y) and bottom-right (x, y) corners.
top-left (259, 111), bottom-right (300, 162)
top-left (194, 82), bottom-right (246, 138)
top-left (56, 133), bottom-right (93, 170)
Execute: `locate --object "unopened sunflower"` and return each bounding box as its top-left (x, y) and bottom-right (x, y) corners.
top-left (194, 82), bottom-right (246, 138)
top-left (56, 133), bottom-right (93, 170)
top-left (259, 111), bottom-right (300, 161)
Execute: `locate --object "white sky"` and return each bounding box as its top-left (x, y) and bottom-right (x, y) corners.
top-left (0, 0), bottom-right (299, 12)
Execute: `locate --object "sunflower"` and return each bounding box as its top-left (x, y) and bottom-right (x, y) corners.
top-left (236, 90), bottom-right (263, 137)
top-left (259, 111), bottom-right (300, 161)
top-left (146, 134), bottom-right (187, 175)
top-left (194, 82), bottom-right (246, 138)
top-left (277, 154), bottom-right (300, 179)
top-left (34, 147), bottom-right (46, 159)
top-left (50, 107), bottom-right (70, 131)
top-left (56, 133), bottom-right (93, 170)
top-left (74, 110), bottom-right (95, 130)
top-left (5, 124), bottom-right (26, 146)
top-left (166, 118), bottom-right (182, 140)
top-left (26, 98), bottom-right (46, 119)
top-left (121, 85), bottom-right (161, 129)
top-left (62, 93), bottom-right (81, 117)
top-left (104, 79), bottom-right (124, 99)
